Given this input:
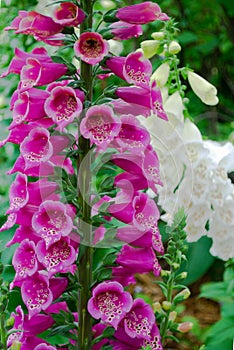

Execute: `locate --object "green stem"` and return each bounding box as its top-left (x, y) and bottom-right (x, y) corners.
top-left (77, 1), bottom-right (94, 349)
top-left (0, 313), bottom-right (7, 350)
top-left (160, 274), bottom-right (175, 344)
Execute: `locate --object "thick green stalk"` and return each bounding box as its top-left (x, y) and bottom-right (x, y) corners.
top-left (77, 1), bottom-right (94, 349)
top-left (0, 313), bottom-right (7, 350)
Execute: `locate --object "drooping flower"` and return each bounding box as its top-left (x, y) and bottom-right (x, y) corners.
top-left (140, 40), bottom-right (161, 59)
top-left (21, 273), bottom-right (53, 318)
top-left (44, 86), bottom-right (83, 130)
top-left (7, 173), bottom-right (29, 214)
top-left (34, 344), bottom-right (57, 350)
top-left (80, 104), bottom-right (121, 149)
top-left (110, 21), bottom-right (142, 40)
top-left (36, 237), bottom-right (77, 277)
top-left (20, 127), bottom-right (53, 168)
top-left (53, 2), bottom-right (85, 27)
top-left (187, 71), bottom-right (219, 106)
top-left (123, 298), bottom-right (155, 340)
top-left (12, 239), bottom-right (38, 281)
top-left (116, 2), bottom-right (169, 25)
top-left (88, 281), bottom-right (133, 329)
top-left (74, 32), bottom-right (109, 65)
top-left (32, 200), bottom-right (73, 248)
top-left (123, 51), bottom-right (152, 88)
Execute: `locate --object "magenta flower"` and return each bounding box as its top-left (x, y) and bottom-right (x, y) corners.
top-left (12, 239), bottom-right (38, 281)
top-left (123, 298), bottom-right (155, 340)
top-left (6, 10), bottom-right (63, 39)
top-left (32, 200), bottom-right (73, 248)
top-left (112, 266), bottom-right (137, 287)
top-left (35, 344), bottom-right (57, 350)
top-left (80, 105), bottom-right (121, 149)
top-left (116, 2), bottom-right (169, 24)
top-left (92, 324), bottom-right (110, 350)
top-left (36, 237), bottom-right (77, 277)
top-left (105, 56), bottom-right (126, 80)
top-left (7, 173), bottom-right (28, 214)
top-left (116, 245), bottom-right (161, 276)
top-left (7, 225), bottom-right (40, 247)
top-left (112, 114), bottom-right (150, 153)
top-left (44, 86), bottom-right (83, 130)
top-left (133, 193), bottom-right (160, 232)
top-left (10, 88), bottom-right (49, 128)
top-left (74, 32), bottom-right (109, 65)
top-left (87, 281), bottom-right (133, 329)
top-left (53, 2), bottom-right (85, 27)
top-left (123, 51), bottom-right (152, 88)
top-left (20, 127), bottom-right (53, 169)
top-left (21, 273), bottom-right (53, 318)
top-left (110, 21), bottom-right (142, 40)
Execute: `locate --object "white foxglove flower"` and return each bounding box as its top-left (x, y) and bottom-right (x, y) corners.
top-left (188, 71), bottom-right (219, 106)
top-left (151, 62), bottom-right (170, 88)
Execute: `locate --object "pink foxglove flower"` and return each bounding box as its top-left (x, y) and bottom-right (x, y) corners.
top-left (123, 298), bottom-right (155, 340)
top-left (74, 32), bottom-right (109, 65)
top-left (7, 225), bottom-right (40, 247)
top-left (88, 281), bottom-right (133, 329)
top-left (80, 105), bottom-right (121, 149)
top-left (110, 21), bottom-right (142, 40)
top-left (6, 10), bottom-right (63, 38)
top-left (7, 173), bottom-right (28, 214)
top-left (116, 245), bottom-right (161, 276)
top-left (123, 51), bottom-right (152, 88)
top-left (20, 127), bottom-right (53, 169)
top-left (32, 200), bottom-right (73, 248)
top-left (12, 239), bottom-right (38, 281)
top-left (116, 2), bottom-right (169, 24)
top-left (36, 237), bottom-right (77, 277)
top-left (21, 273), bottom-right (53, 318)
top-left (35, 344), bottom-right (57, 350)
top-left (44, 86), bottom-right (83, 130)
top-left (133, 192), bottom-right (160, 232)
top-left (53, 2), bottom-right (85, 27)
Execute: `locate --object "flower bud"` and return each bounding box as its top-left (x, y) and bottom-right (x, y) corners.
top-left (153, 301), bottom-right (163, 313)
top-left (160, 269), bottom-right (171, 277)
top-left (177, 321), bottom-right (193, 333)
top-left (151, 62), bottom-right (170, 88)
top-left (172, 263), bottom-right (180, 270)
top-left (174, 288), bottom-right (191, 303)
top-left (168, 40), bottom-right (181, 54)
top-left (188, 71), bottom-right (219, 106)
top-left (176, 271), bottom-right (188, 280)
top-left (162, 301), bottom-right (172, 310)
top-left (151, 31), bottom-right (164, 40)
top-left (169, 310), bottom-right (177, 322)
top-left (140, 40), bottom-right (160, 59)
top-left (6, 316), bottom-right (15, 328)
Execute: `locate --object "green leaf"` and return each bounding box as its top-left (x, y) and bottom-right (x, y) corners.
top-left (200, 282), bottom-right (232, 302)
top-left (205, 317), bottom-right (234, 348)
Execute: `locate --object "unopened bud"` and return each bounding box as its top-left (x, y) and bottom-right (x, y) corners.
top-left (140, 40), bottom-right (160, 59)
top-left (160, 269), bottom-right (171, 277)
top-left (172, 263), bottom-right (180, 270)
top-left (169, 311), bottom-right (177, 322)
top-left (6, 316), bottom-right (15, 328)
top-left (153, 301), bottom-right (163, 313)
top-left (174, 288), bottom-right (191, 303)
top-left (168, 40), bottom-right (181, 54)
top-left (162, 301), bottom-right (172, 310)
top-left (151, 62), bottom-right (170, 88)
top-left (188, 71), bottom-right (219, 106)
top-left (176, 272), bottom-right (188, 280)
top-left (177, 321), bottom-right (193, 333)
top-left (151, 31), bottom-right (164, 40)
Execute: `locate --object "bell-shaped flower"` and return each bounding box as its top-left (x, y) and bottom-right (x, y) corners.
top-left (111, 114), bottom-right (150, 154)
top-left (112, 266), bottom-right (137, 287)
top-left (10, 88), bottom-right (49, 128)
top-left (116, 245), bottom-right (161, 276)
top-left (123, 51), bottom-right (152, 88)
top-left (80, 104), bottom-right (121, 149)
top-left (141, 40), bottom-right (161, 59)
top-left (36, 237), bottom-right (77, 277)
top-left (53, 2), bottom-right (85, 27)
top-left (133, 192), bottom-right (160, 232)
top-left (21, 273), bottom-right (53, 318)
top-left (74, 32), bottom-right (109, 65)
top-left (151, 62), bottom-right (170, 88)
top-left (6, 10), bottom-right (63, 39)
top-left (6, 225), bottom-right (40, 247)
top-left (188, 71), bottom-right (219, 106)
top-left (116, 2), bottom-right (169, 24)
top-left (12, 239), bottom-right (38, 281)
top-left (123, 298), bottom-right (155, 340)
top-left (34, 344), bottom-right (57, 350)
top-left (105, 56), bottom-right (126, 80)
top-left (7, 173), bottom-right (28, 214)
top-left (110, 21), bottom-right (142, 40)
top-left (87, 281), bottom-right (133, 329)
top-left (44, 86), bottom-right (83, 130)
top-left (32, 200), bottom-right (73, 248)
top-left (20, 127), bottom-right (53, 169)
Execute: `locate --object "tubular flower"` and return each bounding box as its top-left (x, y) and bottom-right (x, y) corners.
top-left (74, 32), bottom-right (109, 65)
top-left (12, 239), bottom-right (38, 281)
top-left (88, 281), bottom-right (133, 329)
top-left (110, 21), bottom-right (143, 40)
top-left (123, 51), bottom-right (152, 88)
top-left (53, 2), bottom-right (85, 27)
top-left (116, 2), bottom-right (169, 25)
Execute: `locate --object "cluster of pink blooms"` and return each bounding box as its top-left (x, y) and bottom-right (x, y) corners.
top-left (0, 1), bottom-right (169, 349)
